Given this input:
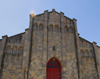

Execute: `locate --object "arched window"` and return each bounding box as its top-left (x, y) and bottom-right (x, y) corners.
top-left (33, 23), bottom-right (38, 30)
top-left (6, 46), bottom-right (11, 53)
top-left (46, 57), bottom-right (61, 79)
top-left (89, 50), bottom-right (93, 57)
top-left (80, 50), bottom-right (84, 57)
top-left (55, 25), bottom-right (59, 32)
top-left (48, 24), bottom-right (53, 31)
top-left (12, 46), bottom-right (17, 54)
top-left (64, 26), bottom-right (68, 32)
top-left (68, 26), bottom-right (73, 33)
top-left (84, 50), bottom-right (89, 57)
top-left (18, 47), bottom-right (23, 55)
top-left (39, 24), bottom-right (44, 31)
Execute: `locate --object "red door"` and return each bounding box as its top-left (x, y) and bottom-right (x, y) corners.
top-left (46, 58), bottom-right (61, 79)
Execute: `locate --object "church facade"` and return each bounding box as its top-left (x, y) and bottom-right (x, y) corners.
top-left (0, 9), bottom-right (100, 79)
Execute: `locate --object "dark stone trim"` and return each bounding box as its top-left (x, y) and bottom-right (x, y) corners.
top-left (60, 12), bottom-right (63, 78)
top-left (24, 70), bottom-right (25, 79)
top-left (79, 36), bottom-right (92, 44)
top-left (2, 35), bottom-right (8, 38)
top-left (64, 16), bottom-right (73, 21)
top-left (8, 32), bottom-right (25, 38)
top-left (73, 21), bottom-right (80, 79)
top-left (0, 38), bottom-right (7, 79)
top-left (97, 45), bottom-right (100, 48)
top-left (27, 17), bottom-right (34, 79)
top-left (46, 11), bottom-right (49, 62)
top-left (92, 44), bottom-right (99, 79)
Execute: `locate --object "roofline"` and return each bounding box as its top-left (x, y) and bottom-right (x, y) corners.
top-left (79, 36), bottom-right (100, 47)
top-left (31, 10), bottom-right (75, 21)
top-left (49, 11), bottom-right (60, 15)
top-left (79, 36), bottom-right (92, 44)
top-left (97, 45), bottom-right (100, 48)
top-left (34, 13), bottom-right (44, 17)
top-left (8, 32), bottom-right (25, 38)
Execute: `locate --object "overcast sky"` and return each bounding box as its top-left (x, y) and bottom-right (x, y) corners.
top-left (0, 0), bottom-right (100, 46)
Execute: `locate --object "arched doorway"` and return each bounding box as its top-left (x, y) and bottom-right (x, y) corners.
top-left (46, 57), bottom-right (61, 79)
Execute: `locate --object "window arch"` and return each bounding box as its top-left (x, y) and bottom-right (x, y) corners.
top-left (33, 23), bottom-right (38, 30)
top-left (39, 23), bottom-right (44, 31)
top-left (89, 50), bottom-right (93, 57)
top-left (84, 50), bottom-right (89, 57)
top-left (18, 46), bottom-right (23, 55)
top-left (64, 26), bottom-right (68, 32)
top-left (55, 25), bottom-right (59, 32)
top-left (6, 46), bottom-right (11, 53)
top-left (46, 57), bottom-right (61, 79)
top-left (80, 50), bottom-right (84, 57)
top-left (12, 46), bottom-right (17, 54)
top-left (48, 24), bottom-right (53, 31)
top-left (68, 26), bottom-right (73, 33)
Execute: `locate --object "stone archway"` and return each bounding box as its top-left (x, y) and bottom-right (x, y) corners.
top-left (46, 57), bottom-right (61, 79)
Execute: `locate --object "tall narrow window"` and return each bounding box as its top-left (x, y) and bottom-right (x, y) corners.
top-left (33, 23), bottom-right (38, 30)
top-left (89, 50), bottom-right (93, 57)
top-left (39, 24), bottom-right (44, 31)
top-left (84, 50), bottom-right (89, 57)
top-left (53, 46), bottom-right (56, 51)
top-left (55, 25), bottom-right (59, 32)
top-left (6, 46), bottom-right (11, 53)
top-left (68, 26), bottom-right (73, 33)
top-left (80, 50), bottom-right (84, 57)
top-left (12, 46), bottom-right (17, 54)
top-left (64, 26), bottom-right (68, 32)
top-left (18, 47), bottom-right (23, 55)
top-left (49, 24), bottom-right (53, 31)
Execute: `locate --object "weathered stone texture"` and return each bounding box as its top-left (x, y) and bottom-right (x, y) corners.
top-left (95, 46), bottom-right (100, 78)
top-left (29, 30), bottom-right (44, 79)
top-left (80, 57), bottom-right (97, 79)
top-left (49, 12), bottom-right (60, 22)
top-left (0, 9), bottom-right (100, 79)
top-left (1, 33), bottom-right (25, 79)
top-left (29, 58), bottom-right (43, 79)
top-left (79, 37), bottom-right (98, 79)
top-left (79, 37), bottom-right (93, 48)
top-left (34, 14), bottom-right (44, 21)
top-left (1, 54), bottom-right (24, 79)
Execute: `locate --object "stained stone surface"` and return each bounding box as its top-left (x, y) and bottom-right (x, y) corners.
top-left (0, 9), bottom-right (100, 79)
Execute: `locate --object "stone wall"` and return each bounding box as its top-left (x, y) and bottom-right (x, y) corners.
top-left (79, 37), bottom-right (98, 79)
top-left (0, 9), bottom-right (99, 79)
top-left (1, 33), bottom-right (25, 79)
top-left (95, 46), bottom-right (100, 78)
top-left (29, 25), bottom-right (44, 79)
top-left (28, 9), bottom-right (78, 79)
top-left (64, 30), bottom-right (78, 79)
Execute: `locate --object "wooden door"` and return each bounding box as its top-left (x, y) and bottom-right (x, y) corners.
top-left (47, 58), bottom-right (61, 79)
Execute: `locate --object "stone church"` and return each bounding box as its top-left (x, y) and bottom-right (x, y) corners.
top-left (0, 9), bottom-right (100, 79)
